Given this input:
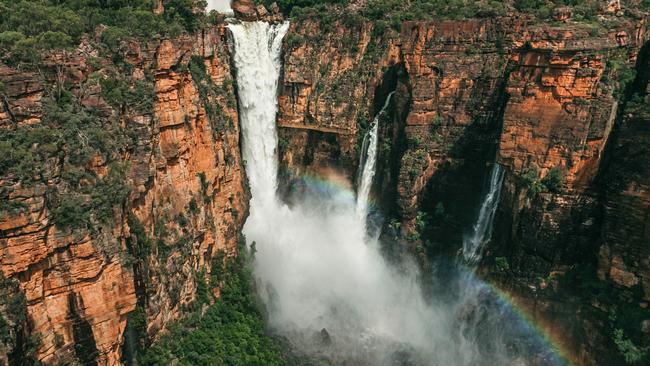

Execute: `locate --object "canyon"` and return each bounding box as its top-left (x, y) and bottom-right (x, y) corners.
top-left (0, 1), bottom-right (649, 365)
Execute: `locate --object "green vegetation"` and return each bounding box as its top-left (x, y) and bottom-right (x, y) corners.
top-left (515, 0), bottom-right (602, 21)
top-left (127, 214), bottom-right (152, 261)
top-left (520, 166), bottom-right (564, 194)
top-left (1, 83), bottom-right (134, 230)
top-left (541, 167), bottom-right (563, 193)
top-left (560, 263), bottom-right (650, 365)
top-left (494, 256), bottom-right (510, 272)
top-left (136, 238), bottom-right (291, 366)
top-left (262, 0), bottom-right (628, 31)
top-left (255, 0), bottom-right (346, 15)
top-left (0, 0), bottom-right (208, 66)
top-left (613, 328), bottom-right (649, 364)
top-left (0, 275), bottom-right (41, 364)
top-left (188, 55), bottom-right (235, 137)
top-left (607, 48), bottom-right (637, 101)
top-left (643, 0), bottom-right (650, 11)
top-left (608, 307), bottom-right (650, 364)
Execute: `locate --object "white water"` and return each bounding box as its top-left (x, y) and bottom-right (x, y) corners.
top-left (356, 92), bottom-right (395, 229)
top-left (229, 21), bottom-right (560, 366)
top-left (229, 21), bottom-right (288, 209)
top-left (230, 22), bottom-right (444, 364)
top-left (462, 164), bottom-right (505, 264)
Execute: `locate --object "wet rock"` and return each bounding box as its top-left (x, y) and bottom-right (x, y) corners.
top-left (256, 4), bottom-right (268, 18)
top-left (318, 328), bottom-right (332, 345)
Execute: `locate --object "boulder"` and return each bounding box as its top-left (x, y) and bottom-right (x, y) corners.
top-left (232, 0), bottom-right (258, 21)
top-left (256, 4), bottom-right (269, 18)
top-left (606, 0), bottom-right (621, 13)
top-left (553, 6), bottom-right (572, 22)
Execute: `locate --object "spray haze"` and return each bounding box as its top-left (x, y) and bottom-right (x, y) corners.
top-left (229, 20), bottom-right (566, 366)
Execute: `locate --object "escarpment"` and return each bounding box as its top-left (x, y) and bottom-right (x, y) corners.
top-left (1, 1), bottom-right (649, 365)
top-left (0, 23), bottom-right (247, 365)
top-left (277, 11), bottom-right (649, 365)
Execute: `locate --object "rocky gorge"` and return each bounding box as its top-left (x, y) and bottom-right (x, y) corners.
top-left (0, 0), bottom-right (649, 365)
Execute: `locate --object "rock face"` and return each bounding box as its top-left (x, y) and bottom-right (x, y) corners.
top-left (278, 19), bottom-right (392, 187)
top-left (232, 0), bottom-right (257, 20)
top-left (0, 24), bottom-right (247, 365)
top-left (232, 0), bottom-right (282, 22)
top-left (1, 6), bottom-right (649, 366)
top-left (600, 57), bottom-right (650, 300)
top-left (278, 13), bottom-right (649, 365)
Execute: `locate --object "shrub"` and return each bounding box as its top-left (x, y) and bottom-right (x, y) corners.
top-left (0, 0), bottom-right (209, 65)
top-left (613, 328), bottom-right (649, 364)
top-left (51, 194), bottom-right (89, 230)
top-left (284, 33), bottom-right (305, 49)
top-left (137, 239), bottom-right (288, 365)
top-left (495, 256), bottom-right (510, 272)
top-left (258, 0), bottom-right (348, 15)
top-left (542, 167), bottom-right (563, 193)
top-left (520, 167), bottom-right (545, 194)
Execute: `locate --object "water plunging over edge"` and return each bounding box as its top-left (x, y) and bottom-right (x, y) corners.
top-left (355, 91), bottom-right (395, 227)
top-left (228, 21), bottom-right (289, 209)
top-left (462, 164), bottom-right (505, 264)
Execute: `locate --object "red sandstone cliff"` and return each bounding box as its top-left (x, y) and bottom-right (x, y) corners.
top-left (0, 24), bottom-right (247, 365)
top-left (277, 12), bottom-right (649, 365)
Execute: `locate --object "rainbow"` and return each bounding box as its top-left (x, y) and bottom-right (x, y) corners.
top-left (453, 265), bottom-right (576, 366)
top-left (286, 170), bottom-right (381, 210)
top-left (287, 171), bottom-right (576, 366)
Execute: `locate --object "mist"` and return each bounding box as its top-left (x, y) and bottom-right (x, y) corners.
top-left (206, 0), bottom-right (232, 13)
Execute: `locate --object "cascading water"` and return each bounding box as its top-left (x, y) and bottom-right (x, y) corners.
top-left (228, 21), bottom-right (288, 208)
top-left (356, 92), bottom-right (395, 229)
top-left (229, 20), bottom-right (565, 366)
top-left (462, 164), bottom-right (505, 264)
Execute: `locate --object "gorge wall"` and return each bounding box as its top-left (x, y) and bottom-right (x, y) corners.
top-left (277, 9), bottom-right (649, 366)
top-left (0, 23), bottom-right (247, 365)
top-left (1, 1), bottom-right (649, 365)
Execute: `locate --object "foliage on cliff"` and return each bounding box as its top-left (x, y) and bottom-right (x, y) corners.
top-left (0, 0), bottom-right (207, 65)
top-left (266, 0), bottom-right (645, 26)
top-left (136, 240), bottom-right (291, 366)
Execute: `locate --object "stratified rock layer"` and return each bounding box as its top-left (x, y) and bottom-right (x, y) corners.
top-left (278, 13), bottom-right (649, 365)
top-left (0, 25), bottom-right (247, 365)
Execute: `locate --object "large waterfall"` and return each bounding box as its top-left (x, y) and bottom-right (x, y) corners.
top-left (229, 21), bottom-right (564, 366)
top-left (356, 91), bottom-right (395, 228)
top-left (229, 21), bottom-right (288, 207)
top-left (462, 164), bottom-right (505, 264)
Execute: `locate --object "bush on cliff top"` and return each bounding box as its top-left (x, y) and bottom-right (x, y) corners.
top-left (0, 0), bottom-right (206, 65)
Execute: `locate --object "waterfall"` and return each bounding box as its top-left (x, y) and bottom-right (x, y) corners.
top-left (462, 164), bottom-right (505, 264)
top-left (356, 91), bottom-right (395, 227)
top-left (228, 21), bottom-right (289, 209)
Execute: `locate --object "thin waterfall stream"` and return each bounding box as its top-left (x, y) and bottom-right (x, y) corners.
top-left (356, 91), bottom-right (395, 228)
top-left (462, 164), bottom-right (505, 264)
top-left (229, 20), bottom-right (566, 366)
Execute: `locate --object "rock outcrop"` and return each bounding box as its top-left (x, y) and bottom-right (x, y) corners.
top-left (232, 0), bottom-right (283, 22)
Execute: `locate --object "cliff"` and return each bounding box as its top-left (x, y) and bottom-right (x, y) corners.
top-left (1, 2), bottom-right (649, 365)
top-left (0, 24), bottom-right (247, 365)
top-left (278, 9), bottom-right (649, 365)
